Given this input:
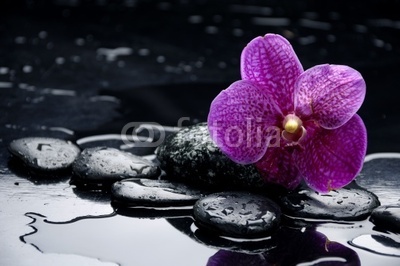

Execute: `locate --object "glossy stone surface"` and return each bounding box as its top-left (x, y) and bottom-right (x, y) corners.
top-left (156, 123), bottom-right (265, 190)
top-left (72, 147), bottom-right (160, 186)
top-left (8, 137), bottom-right (80, 171)
top-left (193, 192), bottom-right (281, 237)
top-left (357, 156), bottom-right (400, 205)
top-left (370, 205), bottom-right (400, 233)
top-left (279, 184), bottom-right (380, 221)
top-left (111, 178), bottom-right (209, 207)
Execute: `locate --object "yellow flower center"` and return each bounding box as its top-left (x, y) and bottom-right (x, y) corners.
top-left (283, 114), bottom-right (302, 134)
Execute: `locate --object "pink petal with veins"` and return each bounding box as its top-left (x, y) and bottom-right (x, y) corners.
top-left (294, 115), bottom-right (367, 193)
top-left (208, 80), bottom-right (282, 164)
top-left (241, 34), bottom-right (304, 114)
top-left (294, 64), bottom-right (366, 129)
top-left (255, 146), bottom-right (302, 190)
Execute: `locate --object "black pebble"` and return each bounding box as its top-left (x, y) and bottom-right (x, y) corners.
top-left (111, 178), bottom-right (209, 207)
top-left (155, 123), bottom-right (265, 190)
top-left (8, 137), bottom-right (80, 171)
top-left (279, 184), bottom-right (380, 221)
top-left (358, 157), bottom-right (400, 206)
top-left (72, 147), bottom-right (160, 187)
top-left (370, 205), bottom-right (400, 233)
top-left (193, 191), bottom-right (281, 237)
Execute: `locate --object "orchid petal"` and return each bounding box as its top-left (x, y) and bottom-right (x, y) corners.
top-left (294, 115), bottom-right (367, 193)
top-left (208, 80), bottom-right (282, 164)
top-left (255, 147), bottom-right (302, 190)
top-left (241, 34), bottom-right (304, 114)
top-left (295, 64), bottom-right (366, 129)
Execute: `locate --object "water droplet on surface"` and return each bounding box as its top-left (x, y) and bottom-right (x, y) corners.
top-left (15, 36), bottom-right (27, 44)
top-left (55, 57), bottom-right (65, 65)
top-left (156, 56), bottom-right (166, 63)
top-left (75, 38), bottom-right (85, 46)
top-left (222, 207), bottom-right (234, 216)
top-left (188, 15), bottom-right (203, 24)
top-left (38, 31), bottom-right (48, 39)
top-left (232, 28), bottom-right (244, 37)
top-left (205, 26), bottom-right (218, 34)
top-left (97, 47), bottom-right (133, 62)
top-left (138, 48), bottom-right (150, 56)
top-left (22, 65), bottom-right (33, 73)
top-left (0, 67), bottom-right (10, 75)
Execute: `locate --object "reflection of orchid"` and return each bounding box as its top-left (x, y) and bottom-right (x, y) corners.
top-left (208, 34), bottom-right (367, 192)
top-left (206, 228), bottom-right (361, 266)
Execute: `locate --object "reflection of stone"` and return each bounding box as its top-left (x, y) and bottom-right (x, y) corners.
top-left (72, 147), bottom-right (160, 188)
top-left (279, 183), bottom-right (380, 221)
top-left (155, 123), bottom-right (265, 190)
top-left (167, 217), bottom-right (276, 254)
top-left (8, 137), bottom-right (80, 171)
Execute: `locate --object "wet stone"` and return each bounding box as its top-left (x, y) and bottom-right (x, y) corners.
top-left (155, 123), bottom-right (265, 190)
top-left (111, 178), bottom-right (209, 207)
top-left (8, 137), bottom-right (80, 171)
top-left (193, 192), bottom-right (281, 238)
top-left (370, 205), bottom-right (400, 233)
top-left (357, 156), bottom-right (400, 205)
top-left (72, 147), bottom-right (160, 186)
top-left (279, 184), bottom-right (380, 221)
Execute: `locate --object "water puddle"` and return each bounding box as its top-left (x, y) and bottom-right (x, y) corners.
top-left (349, 234), bottom-right (400, 257)
top-left (21, 212), bottom-right (215, 266)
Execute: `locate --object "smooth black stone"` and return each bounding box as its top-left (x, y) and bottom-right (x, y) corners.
top-left (357, 157), bottom-right (400, 205)
top-left (193, 192), bottom-right (281, 238)
top-left (370, 205), bottom-right (400, 233)
top-left (111, 178), bottom-right (209, 207)
top-left (155, 123), bottom-right (265, 190)
top-left (72, 147), bottom-right (160, 186)
top-left (279, 184), bottom-right (380, 221)
top-left (8, 137), bottom-right (80, 171)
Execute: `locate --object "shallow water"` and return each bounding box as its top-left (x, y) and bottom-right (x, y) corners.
top-left (5, 152), bottom-right (399, 266)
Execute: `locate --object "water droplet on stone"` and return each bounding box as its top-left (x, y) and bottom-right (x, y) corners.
top-left (222, 207), bottom-right (234, 216)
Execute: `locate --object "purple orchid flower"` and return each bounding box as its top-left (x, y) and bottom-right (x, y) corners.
top-left (208, 33), bottom-right (367, 193)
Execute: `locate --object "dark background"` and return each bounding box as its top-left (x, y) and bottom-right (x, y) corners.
top-left (1, 0), bottom-right (400, 167)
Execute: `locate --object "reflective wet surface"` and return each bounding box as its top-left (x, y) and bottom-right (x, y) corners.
top-left (1, 0), bottom-right (400, 265)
